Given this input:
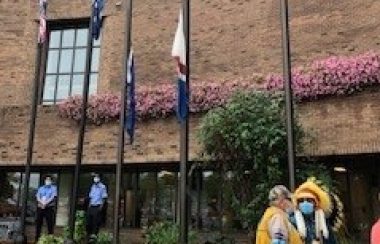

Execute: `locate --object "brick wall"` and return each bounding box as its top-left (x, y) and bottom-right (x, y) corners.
top-left (2, 0), bottom-right (380, 165)
top-left (0, 0), bottom-right (34, 106)
top-left (2, 88), bottom-right (380, 165)
top-left (2, 0), bottom-right (380, 105)
top-left (299, 87), bottom-right (380, 156)
top-left (0, 105), bottom-right (201, 166)
top-left (0, 0), bottom-right (126, 106)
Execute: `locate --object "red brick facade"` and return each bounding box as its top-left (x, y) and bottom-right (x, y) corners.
top-left (1, 0), bottom-right (380, 165)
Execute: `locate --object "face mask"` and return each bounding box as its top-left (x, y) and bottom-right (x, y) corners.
top-left (299, 201), bottom-right (314, 215)
top-left (45, 180), bottom-right (52, 186)
top-left (94, 177), bottom-right (100, 183)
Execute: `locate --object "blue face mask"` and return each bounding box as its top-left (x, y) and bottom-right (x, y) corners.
top-left (299, 201), bottom-right (314, 215)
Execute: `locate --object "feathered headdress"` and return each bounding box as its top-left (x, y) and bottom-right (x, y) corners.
top-left (293, 178), bottom-right (331, 212)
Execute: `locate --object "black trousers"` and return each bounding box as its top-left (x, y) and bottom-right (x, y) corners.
top-left (86, 206), bottom-right (102, 236)
top-left (35, 206), bottom-right (55, 241)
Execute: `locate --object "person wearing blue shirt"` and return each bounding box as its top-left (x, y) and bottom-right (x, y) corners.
top-left (86, 173), bottom-right (108, 238)
top-left (35, 175), bottom-right (57, 241)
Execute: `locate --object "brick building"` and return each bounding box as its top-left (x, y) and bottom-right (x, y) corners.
top-left (0, 0), bottom-right (379, 242)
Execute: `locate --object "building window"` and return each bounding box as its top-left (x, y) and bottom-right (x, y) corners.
top-left (42, 24), bottom-right (101, 105)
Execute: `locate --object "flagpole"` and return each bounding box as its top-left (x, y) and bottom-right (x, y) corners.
top-left (113, 0), bottom-right (133, 242)
top-left (280, 0), bottom-right (296, 191)
top-left (180, 0), bottom-right (190, 242)
top-left (18, 37), bottom-right (43, 244)
top-left (67, 9), bottom-right (95, 240)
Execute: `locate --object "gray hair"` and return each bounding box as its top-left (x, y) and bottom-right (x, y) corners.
top-left (268, 185), bottom-right (291, 203)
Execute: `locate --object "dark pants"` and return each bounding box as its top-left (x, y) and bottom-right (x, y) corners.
top-left (86, 205), bottom-right (102, 236)
top-left (35, 207), bottom-right (55, 241)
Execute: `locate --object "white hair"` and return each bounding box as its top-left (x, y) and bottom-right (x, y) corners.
top-left (268, 185), bottom-right (291, 203)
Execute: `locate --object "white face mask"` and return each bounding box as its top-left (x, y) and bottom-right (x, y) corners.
top-left (45, 180), bottom-right (52, 186)
top-left (94, 177), bottom-right (100, 183)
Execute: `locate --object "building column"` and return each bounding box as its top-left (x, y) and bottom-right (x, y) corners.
top-left (56, 172), bottom-right (72, 226)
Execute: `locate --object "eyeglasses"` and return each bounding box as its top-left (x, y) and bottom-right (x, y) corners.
top-left (297, 198), bottom-right (315, 204)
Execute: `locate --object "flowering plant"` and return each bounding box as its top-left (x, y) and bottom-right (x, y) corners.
top-left (265, 52), bottom-right (380, 100)
top-left (58, 52), bottom-right (380, 124)
top-left (58, 80), bottom-right (256, 124)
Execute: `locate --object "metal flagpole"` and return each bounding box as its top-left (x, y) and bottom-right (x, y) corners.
top-left (280, 0), bottom-right (296, 191)
top-left (180, 0), bottom-right (190, 242)
top-left (113, 0), bottom-right (133, 242)
top-left (18, 40), bottom-right (43, 244)
top-left (67, 9), bottom-right (95, 240)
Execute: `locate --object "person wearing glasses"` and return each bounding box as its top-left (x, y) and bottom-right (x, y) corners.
top-left (292, 180), bottom-right (336, 244)
top-left (256, 185), bottom-right (302, 244)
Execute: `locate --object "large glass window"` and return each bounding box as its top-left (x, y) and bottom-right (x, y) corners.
top-left (42, 25), bottom-right (101, 104)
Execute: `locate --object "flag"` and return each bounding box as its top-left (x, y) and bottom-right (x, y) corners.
top-left (171, 9), bottom-right (188, 123)
top-left (92, 0), bottom-right (104, 40)
top-left (125, 49), bottom-right (136, 144)
top-left (38, 0), bottom-right (47, 44)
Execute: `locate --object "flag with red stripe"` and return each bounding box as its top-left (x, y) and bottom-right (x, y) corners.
top-left (38, 0), bottom-right (47, 44)
top-left (171, 9), bottom-right (187, 122)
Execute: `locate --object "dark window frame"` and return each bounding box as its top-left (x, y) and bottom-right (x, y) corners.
top-left (40, 18), bottom-right (101, 105)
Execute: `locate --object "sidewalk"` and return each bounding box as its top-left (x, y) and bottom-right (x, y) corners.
top-left (4, 226), bottom-right (250, 244)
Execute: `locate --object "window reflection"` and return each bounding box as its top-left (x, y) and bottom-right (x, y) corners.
top-left (72, 75), bottom-right (84, 96)
top-left (202, 171), bottom-right (221, 230)
top-left (89, 74), bottom-right (98, 95)
top-left (56, 75), bottom-right (70, 99)
top-left (73, 48), bottom-right (86, 72)
top-left (46, 50), bottom-right (59, 74)
top-left (62, 29), bottom-right (75, 47)
top-left (49, 31), bottom-right (61, 48)
top-left (156, 171), bottom-right (176, 222)
top-left (43, 75), bottom-right (56, 101)
top-left (91, 48), bottom-right (100, 72)
top-left (59, 49), bottom-right (73, 73)
top-left (76, 29), bottom-right (88, 46)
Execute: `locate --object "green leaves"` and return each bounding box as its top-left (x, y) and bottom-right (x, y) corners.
top-left (197, 90), bottom-right (304, 230)
top-left (37, 235), bottom-right (64, 244)
top-left (145, 221), bottom-right (197, 244)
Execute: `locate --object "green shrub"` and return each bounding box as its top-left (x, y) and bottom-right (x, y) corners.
top-left (95, 231), bottom-right (113, 244)
top-left (198, 91), bottom-right (304, 231)
top-left (145, 221), bottom-right (197, 244)
top-left (62, 210), bottom-right (87, 243)
top-left (37, 234), bottom-right (64, 244)
top-left (74, 210), bottom-right (87, 242)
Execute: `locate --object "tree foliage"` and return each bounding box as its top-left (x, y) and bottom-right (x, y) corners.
top-left (197, 91), bottom-right (304, 230)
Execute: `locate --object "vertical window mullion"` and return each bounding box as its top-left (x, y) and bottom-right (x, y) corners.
top-left (69, 30), bottom-right (77, 96)
top-left (40, 39), bottom-right (48, 104)
top-left (53, 30), bottom-right (63, 104)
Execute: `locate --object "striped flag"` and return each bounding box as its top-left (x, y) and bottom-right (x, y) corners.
top-left (125, 49), bottom-right (136, 144)
top-left (92, 0), bottom-right (104, 40)
top-left (38, 0), bottom-right (47, 44)
top-left (171, 9), bottom-right (187, 122)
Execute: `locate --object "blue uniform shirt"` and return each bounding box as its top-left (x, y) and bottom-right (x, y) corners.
top-left (89, 182), bottom-right (108, 206)
top-left (36, 185), bottom-right (57, 204)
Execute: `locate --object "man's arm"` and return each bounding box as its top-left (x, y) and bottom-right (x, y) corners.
top-left (45, 186), bottom-right (57, 205)
top-left (268, 214), bottom-right (288, 244)
top-left (100, 184), bottom-right (108, 208)
top-left (101, 185), bottom-right (108, 199)
top-left (36, 188), bottom-right (45, 208)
